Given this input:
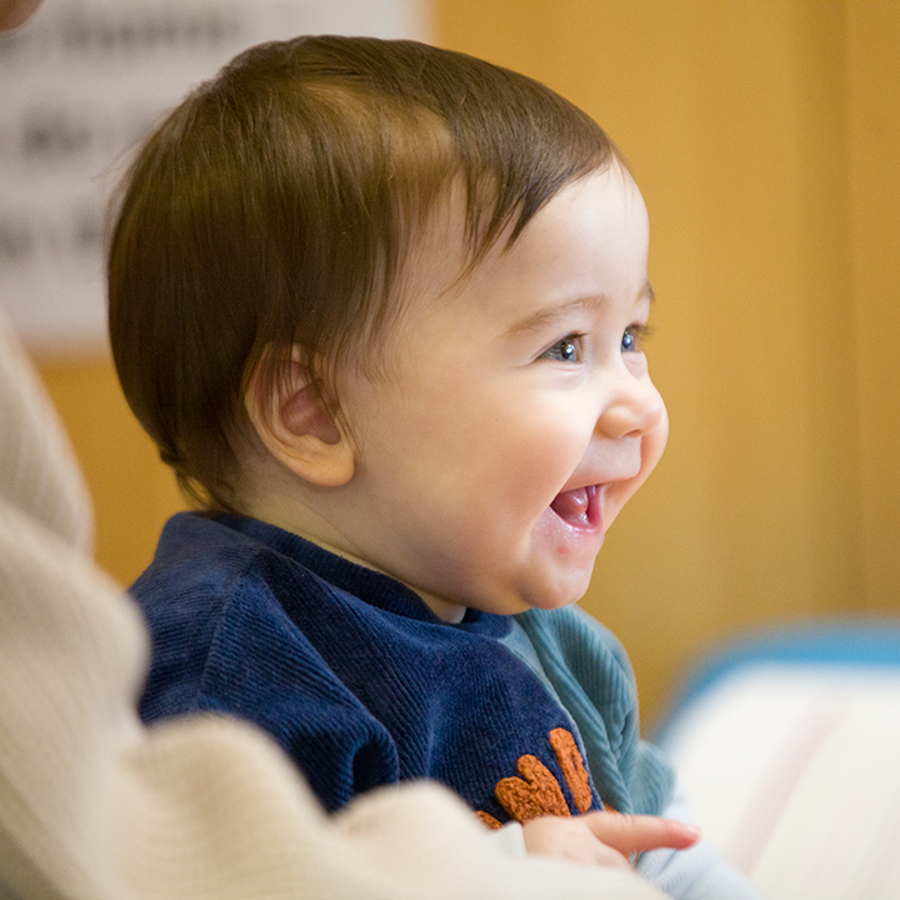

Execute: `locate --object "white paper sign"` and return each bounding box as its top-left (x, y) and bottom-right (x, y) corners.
top-left (0, 0), bottom-right (430, 352)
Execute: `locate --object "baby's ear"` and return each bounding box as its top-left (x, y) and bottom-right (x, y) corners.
top-left (244, 346), bottom-right (355, 488)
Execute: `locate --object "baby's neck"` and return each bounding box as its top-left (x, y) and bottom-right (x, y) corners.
top-left (238, 489), bottom-right (468, 624)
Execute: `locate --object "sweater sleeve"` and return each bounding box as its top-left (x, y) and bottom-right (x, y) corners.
top-left (0, 312), bottom-right (92, 552)
top-left (517, 606), bottom-right (764, 900)
top-left (636, 783), bottom-right (765, 900)
top-left (515, 605), bottom-right (675, 816)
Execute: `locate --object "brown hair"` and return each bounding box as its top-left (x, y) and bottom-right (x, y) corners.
top-left (108, 35), bottom-right (622, 511)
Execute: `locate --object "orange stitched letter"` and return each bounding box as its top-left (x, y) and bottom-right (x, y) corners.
top-left (549, 727), bottom-right (593, 814)
top-left (495, 755), bottom-right (570, 824)
top-left (474, 810), bottom-right (504, 830)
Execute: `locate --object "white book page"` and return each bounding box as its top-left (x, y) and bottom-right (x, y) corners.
top-left (661, 666), bottom-right (900, 898)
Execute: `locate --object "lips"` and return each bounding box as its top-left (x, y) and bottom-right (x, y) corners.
top-left (549, 484), bottom-right (599, 528)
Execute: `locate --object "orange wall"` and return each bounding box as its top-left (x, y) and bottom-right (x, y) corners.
top-left (845, 6), bottom-right (900, 611)
top-left (36, 356), bottom-right (185, 585)
top-left (34, 0), bottom-right (900, 726)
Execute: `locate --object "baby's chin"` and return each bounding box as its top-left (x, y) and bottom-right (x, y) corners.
top-left (417, 522), bottom-right (603, 618)
top-left (513, 563), bottom-right (597, 615)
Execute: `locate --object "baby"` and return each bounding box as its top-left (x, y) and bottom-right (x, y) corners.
top-left (109, 35), bottom-right (759, 896)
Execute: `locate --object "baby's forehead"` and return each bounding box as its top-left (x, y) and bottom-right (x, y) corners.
top-left (394, 185), bottom-right (478, 304)
top-left (372, 163), bottom-right (638, 354)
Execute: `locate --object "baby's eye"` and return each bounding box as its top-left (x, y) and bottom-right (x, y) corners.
top-left (540, 335), bottom-right (582, 363)
top-left (621, 324), bottom-right (651, 353)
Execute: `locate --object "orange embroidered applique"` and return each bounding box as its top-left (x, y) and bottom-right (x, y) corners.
top-left (474, 810), bottom-right (504, 830)
top-left (496, 754), bottom-right (569, 823)
top-left (477, 727), bottom-right (594, 826)
top-left (549, 727), bottom-right (592, 814)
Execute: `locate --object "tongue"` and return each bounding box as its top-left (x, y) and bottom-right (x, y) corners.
top-left (551, 487), bottom-right (589, 523)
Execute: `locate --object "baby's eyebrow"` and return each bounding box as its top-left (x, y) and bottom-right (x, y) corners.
top-left (505, 281), bottom-right (655, 337)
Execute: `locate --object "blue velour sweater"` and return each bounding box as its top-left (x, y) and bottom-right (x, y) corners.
top-left (133, 512), bottom-right (673, 825)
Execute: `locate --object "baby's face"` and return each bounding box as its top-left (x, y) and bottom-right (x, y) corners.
top-left (333, 166), bottom-right (668, 621)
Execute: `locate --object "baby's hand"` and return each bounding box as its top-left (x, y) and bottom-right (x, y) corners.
top-left (522, 811), bottom-right (701, 868)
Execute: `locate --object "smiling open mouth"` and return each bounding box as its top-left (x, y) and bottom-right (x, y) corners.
top-left (550, 484), bottom-right (599, 527)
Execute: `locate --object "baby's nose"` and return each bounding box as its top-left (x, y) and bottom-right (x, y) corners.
top-left (597, 376), bottom-right (665, 439)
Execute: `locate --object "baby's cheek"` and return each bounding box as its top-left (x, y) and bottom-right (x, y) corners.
top-left (605, 417), bottom-right (668, 527)
top-left (605, 439), bottom-right (666, 530)
top-left (643, 407), bottom-right (669, 475)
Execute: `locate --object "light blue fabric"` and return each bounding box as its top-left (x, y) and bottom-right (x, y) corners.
top-left (514, 606), bottom-right (764, 900)
top-left (515, 605), bottom-right (674, 817)
top-left (636, 781), bottom-right (763, 900)
top-left (638, 836), bottom-right (763, 900)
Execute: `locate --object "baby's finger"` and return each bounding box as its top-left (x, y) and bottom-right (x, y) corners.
top-left (522, 815), bottom-right (632, 868)
top-left (582, 812), bottom-right (701, 857)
